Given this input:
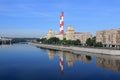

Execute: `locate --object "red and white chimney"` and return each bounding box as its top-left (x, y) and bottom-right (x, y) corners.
top-left (60, 12), bottom-right (64, 34)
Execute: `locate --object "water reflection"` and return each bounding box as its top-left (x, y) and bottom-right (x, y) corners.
top-left (0, 44), bottom-right (12, 48)
top-left (47, 50), bottom-right (55, 60)
top-left (96, 57), bottom-right (120, 72)
top-left (47, 49), bottom-right (92, 67)
top-left (46, 49), bottom-right (120, 73)
top-left (60, 56), bottom-right (64, 74)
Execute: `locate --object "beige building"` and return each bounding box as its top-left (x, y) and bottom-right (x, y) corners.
top-left (96, 29), bottom-right (120, 47)
top-left (55, 34), bottom-right (65, 40)
top-left (46, 29), bottom-right (55, 39)
top-left (46, 25), bottom-right (92, 45)
top-left (65, 26), bottom-right (75, 40)
top-left (65, 25), bottom-right (92, 44)
top-left (74, 32), bottom-right (92, 44)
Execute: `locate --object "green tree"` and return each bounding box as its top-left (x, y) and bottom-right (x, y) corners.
top-left (39, 38), bottom-right (47, 44)
top-left (36, 38), bottom-right (41, 42)
top-left (86, 38), bottom-right (92, 46)
top-left (74, 39), bottom-right (81, 45)
top-left (95, 42), bottom-right (103, 47)
top-left (91, 36), bottom-right (96, 46)
top-left (48, 37), bottom-right (60, 44)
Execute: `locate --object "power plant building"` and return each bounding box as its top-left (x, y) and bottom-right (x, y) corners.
top-left (46, 12), bottom-right (92, 44)
top-left (46, 25), bottom-right (92, 45)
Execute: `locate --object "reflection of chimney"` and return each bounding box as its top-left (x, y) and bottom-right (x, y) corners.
top-left (60, 56), bottom-right (64, 74)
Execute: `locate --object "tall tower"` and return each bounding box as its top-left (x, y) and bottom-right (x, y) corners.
top-left (60, 12), bottom-right (64, 34)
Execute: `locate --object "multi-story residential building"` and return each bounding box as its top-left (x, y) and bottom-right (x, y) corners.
top-left (96, 29), bottom-right (120, 47)
top-left (74, 32), bottom-right (92, 45)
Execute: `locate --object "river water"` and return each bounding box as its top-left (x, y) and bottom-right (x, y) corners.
top-left (0, 44), bottom-right (120, 80)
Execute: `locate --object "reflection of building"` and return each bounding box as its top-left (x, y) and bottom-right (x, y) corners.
top-left (78, 55), bottom-right (92, 63)
top-left (47, 49), bottom-right (64, 74)
top-left (65, 53), bottom-right (92, 67)
top-left (47, 49), bottom-right (92, 67)
top-left (46, 26), bottom-right (92, 45)
top-left (96, 29), bottom-right (120, 47)
top-left (96, 57), bottom-right (120, 72)
top-left (47, 50), bottom-right (55, 60)
top-left (65, 53), bottom-right (76, 67)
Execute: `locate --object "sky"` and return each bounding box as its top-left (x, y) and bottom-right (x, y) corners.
top-left (0, 0), bottom-right (120, 38)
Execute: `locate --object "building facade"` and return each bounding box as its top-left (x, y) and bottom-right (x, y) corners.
top-left (55, 34), bottom-right (65, 40)
top-left (46, 30), bottom-right (55, 39)
top-left (46, 25), bottom-right (92, 45)
top-left (65, 26), bottom-right (92, 45)
top-left (96, 29), bottom-right (120, 47)
top-left (74, 32), bottom-right (92, 44)
top-left (65, 26), bottom-right (75, 40)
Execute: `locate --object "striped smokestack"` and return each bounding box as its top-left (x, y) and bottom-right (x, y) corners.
top-left (60, 12), bottom-right (64, 34)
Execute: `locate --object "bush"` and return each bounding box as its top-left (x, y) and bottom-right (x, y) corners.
top-left (86, 38), bottom-right (92, 46)
top-left (38, 37), bottom-right (81, 46)
top-left (95, 42), bottom-right (103, 47)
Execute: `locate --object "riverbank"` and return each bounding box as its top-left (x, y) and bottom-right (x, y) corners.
top-left (29, 42), bottom-right (120, 56)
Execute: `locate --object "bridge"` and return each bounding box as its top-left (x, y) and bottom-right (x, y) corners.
top-left (0, 37), bottom-right (12, 45)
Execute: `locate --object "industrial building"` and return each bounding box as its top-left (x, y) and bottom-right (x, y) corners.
top-left (46, 12), bottom-right (92, 45)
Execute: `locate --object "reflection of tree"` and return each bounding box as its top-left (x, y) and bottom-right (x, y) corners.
top-left (96, 57), bottom-right (120, 72)
top-left (86, 56), bottom-right (92, 61)
top-left (77, 55), bottom-right (92, 63)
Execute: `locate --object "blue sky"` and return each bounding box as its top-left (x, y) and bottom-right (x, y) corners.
top-left (0, 0), bottom-right (120, 37)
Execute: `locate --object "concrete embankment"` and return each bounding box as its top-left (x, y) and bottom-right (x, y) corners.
top-left (29, 42), bottom-right (120, 56)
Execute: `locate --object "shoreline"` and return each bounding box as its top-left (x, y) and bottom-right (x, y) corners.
top-left (29, 42), bottom-right (120, 56)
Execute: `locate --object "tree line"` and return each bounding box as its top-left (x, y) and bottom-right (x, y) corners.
top-left (36, 37), bottom-right (103, 47)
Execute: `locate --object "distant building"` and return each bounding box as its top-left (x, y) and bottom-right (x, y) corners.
top-left (46, 25), bottom-right (92, 45)
top-left (55, 34), bottom-right (65, 40)
top-left (96, 29), bottom-right (120, 47)
top-left (46, 29), bottom-right (55, 39)
top-left (74, 32), bottom-right (92, 45)
top-left (65, 26), bottom-right (75, 40)
top-left (65, 26), bottom-right (92, 45)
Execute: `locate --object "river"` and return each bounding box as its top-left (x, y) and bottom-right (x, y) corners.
top-left (0, 44), bottom-right (120, 80)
